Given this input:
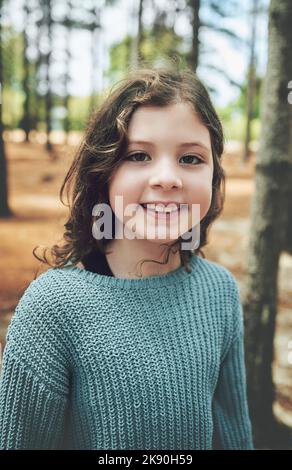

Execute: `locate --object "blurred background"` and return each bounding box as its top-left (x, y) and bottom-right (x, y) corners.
top-left (0, 0), bottom-right (291, 450)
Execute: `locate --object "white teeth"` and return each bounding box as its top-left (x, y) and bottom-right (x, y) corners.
top-left (143, 204), bottom-right (179, 213)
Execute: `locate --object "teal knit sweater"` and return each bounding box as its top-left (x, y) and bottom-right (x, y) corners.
top-left (0, 255), bottom-right (254, 450)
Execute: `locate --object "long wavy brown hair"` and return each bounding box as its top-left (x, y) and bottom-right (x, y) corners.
top-left (33, 66), bottom-right (225, 277)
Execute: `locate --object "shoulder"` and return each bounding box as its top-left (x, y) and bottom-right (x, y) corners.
top-left (7, 264), bottom-right (93, 347)
top-left (4, 268), bottom-right (71, 394)
top-left (11, 264), bottom-right (83, 315)
top-left (8, 267), bottom-right (68, 332)
top-left (7, 267), bottom-right (65, 338)
top-left (8, 263), bottom-right (89, 334)
top-left (6, 267), bottom-right (74, 356)
top-left (193, 255), bottom-right (240, 299)
top-left (193, 256), bottom-right (243, 354)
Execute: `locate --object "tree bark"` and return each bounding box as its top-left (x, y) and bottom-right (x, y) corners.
top-left (130, 0), bottom-right (144, 69)
top-left (21, 1), bottom-right (31, 142)
top-left (0, 124), bottom-right (12, 218)
top-left (242, 0), bottom-right (292, 449)
top-left (187, 0), bottom-right (200, 71)
top-left (43, 0), bottom-right (53, 154)
top-left (0, 0), bottom-right (12, 218)
top-left (63, 0), bottom-right (72, 144)
top-left (90, 6), bottom-right (101, 112)
top-left (243, 0), bottom-right (259, 162)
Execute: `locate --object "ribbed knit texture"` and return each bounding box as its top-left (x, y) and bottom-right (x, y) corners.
top-left (0, 255), bottom-right (254, 450)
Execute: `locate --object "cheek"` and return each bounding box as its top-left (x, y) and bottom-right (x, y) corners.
top-left (108, 168), bottom-right (142, 220)
top-left (188, 173), bottom-right (213, 219)
top-left (108, 172), bottom-right (123, 219)
top-left (200, 192), bottom-right (212, 220)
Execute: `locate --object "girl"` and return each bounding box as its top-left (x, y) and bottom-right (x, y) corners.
top-left (0, 67), bottom-right (254, 450)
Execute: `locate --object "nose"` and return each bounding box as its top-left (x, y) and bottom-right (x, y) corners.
top-left (148, 160), bottom-right (183, 190)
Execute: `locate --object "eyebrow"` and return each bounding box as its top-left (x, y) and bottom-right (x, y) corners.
top-left (128, 140), bottom-right (211, 152)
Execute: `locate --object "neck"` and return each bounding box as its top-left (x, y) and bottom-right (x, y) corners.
top-left (104, 237), bottom-right (181, 279)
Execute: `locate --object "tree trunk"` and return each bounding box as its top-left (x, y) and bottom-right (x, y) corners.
top-left (243, 0), bottom-right (259, 162)
top-left (0, 0), bottom-right (12, 218)
top-left (34, 11), bottom-right (44, 137)
top-left (130, 0), bottom-right (144, 69)
top-left (64, 0), bottom-right (72, 145)
top-left (22, 1), bottom-right (31, 142)
top-left (44, 0), bottom-right (53, 154)
top-left (0, 124), bottom-right (12, 218)
top-left (187, 0), bottom-right (200, 71)
top-left (90, 7), bottom-right (101, 112)
top-left (242, 0), bottom-right (292, 449)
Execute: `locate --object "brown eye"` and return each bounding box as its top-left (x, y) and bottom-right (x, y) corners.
top-left (180, 155), bottom-right (202, 165)
top-left (126, 152), bottom-right (150, 162)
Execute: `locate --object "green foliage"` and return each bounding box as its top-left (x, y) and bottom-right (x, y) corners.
top-left (217, 105), bottom-right (261, 142)
top-left (1, 26), bottom-right (24, 128)
top-left (2, 88), bottom-right (24, 129)
top-left (67, 95), bottom-right (92, 131)
top-left (2, 26), bottom-right (23, 88)
top-left (216, 71), bottom-right (263, 142)
top-left (105, 35), bottom-right (132, 85)
top-left (2, 85), bottom-right (92, 131)
top-left (105, 26), bottom-right (189, 86)
top-left (0, 3), bottom-right (264, 141)
top-left (232, 75), bottom-right (263, 119)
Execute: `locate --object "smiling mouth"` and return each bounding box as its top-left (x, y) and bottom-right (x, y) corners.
top-left (139, 204), bottom-right (187, 217)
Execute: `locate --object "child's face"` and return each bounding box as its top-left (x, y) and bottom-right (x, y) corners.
top-left (108, 102), bottom-right (214, 245)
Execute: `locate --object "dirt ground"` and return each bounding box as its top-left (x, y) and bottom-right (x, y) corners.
top-left (0, 138), bottom-right (292, 432)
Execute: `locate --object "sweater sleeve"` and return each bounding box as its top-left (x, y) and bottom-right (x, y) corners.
top-left (212, 276), bottom-right (254, 450)
top-left (0, 276), bottom-right (70, 449)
